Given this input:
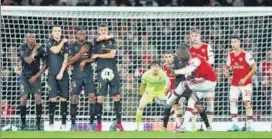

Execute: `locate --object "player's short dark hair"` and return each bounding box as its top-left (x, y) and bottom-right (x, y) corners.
top-left (99, 23), bottom-right (108, 28)
top-left (164, 50), bottom-right (174, 55)
top-left (176, 44), bottom-right (188, 53)
top-left (25, 30), bottom-right (36, 38)
top-left (150, 60), bottom-right (161, 66)
top-left (26, 30), bottom-right (35, 34)
top-left (76, 26), bottom-right (86, 32)
top-left (231, 35), bottom-right (241, 40)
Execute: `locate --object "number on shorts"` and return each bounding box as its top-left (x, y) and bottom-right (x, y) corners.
top-left (244, 90), bottom-right (251, 96)
top-left (96, 83), bottom-right (101, 93)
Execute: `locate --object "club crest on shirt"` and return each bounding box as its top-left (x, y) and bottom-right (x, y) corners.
top-left (239, 57), bottom-right (243, 62)
top-left (21, 84), bottom-right (24, 92)
top-left (108, 40), bottom-right (112, 45)
top-left (72, 81), bottom-right (76, 88)
top-left (102, 44), bottom-right (106, 48)
top-left (75, 46), bottom-right (79, 51)
top-left (201, 48), bottom-right (205, 53)
top-left (48, 85), bottom-right (51, 92)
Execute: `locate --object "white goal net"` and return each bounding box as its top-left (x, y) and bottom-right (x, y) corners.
top-left (1, 7), bottom-right (272, 131)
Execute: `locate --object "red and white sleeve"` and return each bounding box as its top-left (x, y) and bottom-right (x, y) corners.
top-left (174, 58), bottom-right (200, 75)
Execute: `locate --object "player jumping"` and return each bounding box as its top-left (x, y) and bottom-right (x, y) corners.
top-left (167, 45), bottom-right (216, 132)
top-left (19, 30), bottom-right (47, 130)
top-left (225, 35), bottom-right (257, 131)
top-left (188, 28), bottom-right (215, 131)
top-left (135, 60), bottom-right (170, 131)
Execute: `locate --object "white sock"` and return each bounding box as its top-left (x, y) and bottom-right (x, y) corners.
top-left (191, 108), bottom-right (198, 126)
top-left (207, 100), bottom-right (214, 123)
top-left (230, 102), bottom-right (238, 125)
top-left (175, 109), bottom-right (182, 127)
top-left (181, 108), bottom-right (193, 128)
top-left (246, 107), bottom-right (253, 127)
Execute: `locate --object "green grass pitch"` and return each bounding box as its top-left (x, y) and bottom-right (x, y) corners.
top-left (2, 131), bottom-right (272, 138)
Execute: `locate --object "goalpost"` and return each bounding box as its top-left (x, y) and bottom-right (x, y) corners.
top-left (1, 6), bottom-right (272, 131)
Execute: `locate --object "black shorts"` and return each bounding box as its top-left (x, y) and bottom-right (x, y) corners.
top-left (173, 95), bottom-right (181, 105)
top-left (20, 75), bottom-right (41, 97)
top-left (96, 68), bottom-right (121, 96)
top-left (48, 75), bottom-right (69, 98)
top-left (71, 76), bottom-right (95, 95)
top-left (173, 90), bottom-right (197, 105)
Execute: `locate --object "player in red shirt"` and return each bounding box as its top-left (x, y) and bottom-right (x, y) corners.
top-left (188, 28), bottom-right (215, 131)
top-left (189, 29), bottom-right (214, 65)
top-left (166, 46), bottom-right (216, 132)
top-left (161, 50), bottom-right (183, 131)
top-left (225, 35), bottom-right (257, 131)
top-left (162, 51), bottom-right (176, 94)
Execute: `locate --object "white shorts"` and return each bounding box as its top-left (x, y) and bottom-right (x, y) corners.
top-left (196, 90), bottom-right (215, 99)
top-left (187, 78), bottom-right (216, 93)
top-left (167, 78), bottom-right (216, 106)
top-left (229, 84), bottom-right (252, 102)
top-left (175, 78), bottom-right (216, 99)
top-left (187, 91), bottom-right (215, 109)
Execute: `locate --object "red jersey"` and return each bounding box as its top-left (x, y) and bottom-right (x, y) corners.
top-left (175, 54), bottom-right (216, 82)
top-left (163, 63), bottom-right (176, 90)
top-left (227, 50), bottom-right (255, 86)
top-left (189, 43), bottom-right (214, 65)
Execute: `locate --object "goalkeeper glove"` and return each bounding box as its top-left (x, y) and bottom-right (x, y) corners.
top-left (154, 97), bottom-right (171, 108)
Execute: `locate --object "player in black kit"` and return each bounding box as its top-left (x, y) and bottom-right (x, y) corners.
top-left (89, 23), bottom-right (124, 131)
top-left (68, 27), bottom-right (96, 131)
top-left (19, 30), bottom-right (47, 130)
top-left (162, 51), bottom-right (187, 131)
top-left (46, 25), bottom-right (69, 130)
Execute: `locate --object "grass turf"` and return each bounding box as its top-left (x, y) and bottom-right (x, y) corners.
top-left (1, 131), bottom-right (272, 138)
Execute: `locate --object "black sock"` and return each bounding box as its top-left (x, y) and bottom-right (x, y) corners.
top-left (36, 104), bottom-right (42, 123)
top-left (70, 103), bottom-right (77, 125)
top-left (199, 109), bottom-right (210, 128)
top-left (20, 105), bottom-right (27, 125)
top-left (89, 103), bottom-right (96, 124)
top-left (49, 101), bottom-right (56, 125)
top-left (114, 101), bottom-right (122, 123)
top-left (163, 106), bottom-right (172, 128)
top-left (96, 103), bottom-right (103, 124)
top-left (61, 101), bottom-right (68, 125)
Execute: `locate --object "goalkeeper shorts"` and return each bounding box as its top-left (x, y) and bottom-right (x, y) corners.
top-left (140, 89), bottom-right (165, 104)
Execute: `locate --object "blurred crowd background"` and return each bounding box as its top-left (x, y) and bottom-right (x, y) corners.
top-left (2, 0), bottom-right (272, 6)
